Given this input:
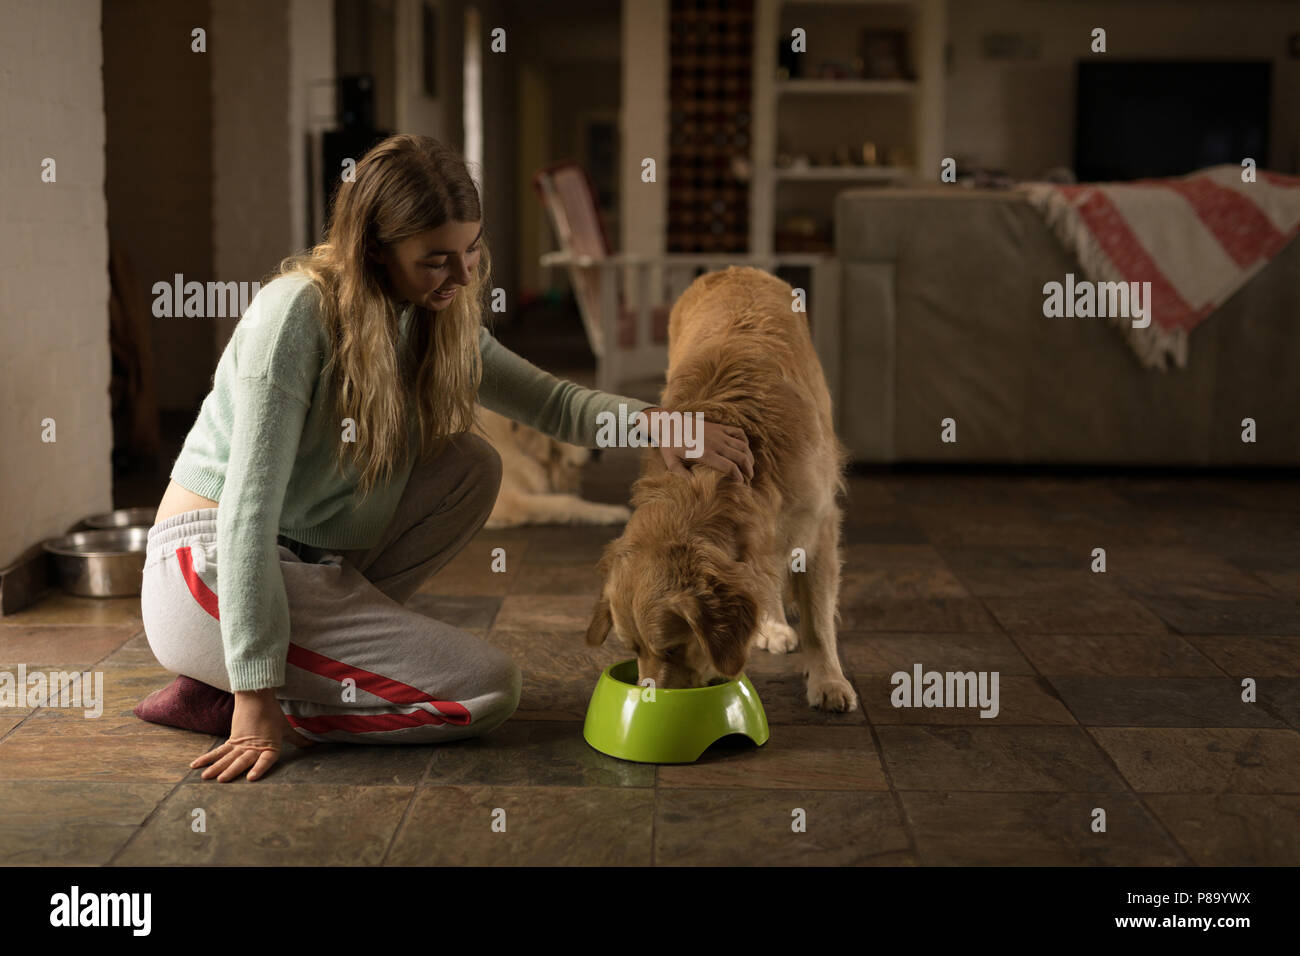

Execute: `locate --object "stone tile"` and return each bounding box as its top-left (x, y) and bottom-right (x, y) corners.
top-left (99, 630), bottom-right (162, 667)
top-left (416, 532), bottom-right (530, 596)
top-left (1225, 541), bottom-right (1300, 573)
top-left (1185, 636), bottom-right (1300, 677)
top-left (1134, 596), bottom-right (1300, 636)
top-left (842, 543), bottom-right (955, 573)
top-left (841, 522), bottom-right (928, 545)
top-left (425, 720), bottom-right (654, 788)
top-left (24, 664), bottom-right (175, 723)
top-left (938, 545), bottom-right (1125, 598)
top-left (1, 594), bottom-right (142, 628)
top-left (909, 509), bottom-right (1097, 550)
top-left (1171, 508), bottom-right (1300, 554)
top-left (1046, 523), bottom-right (1192, 551)
top-left (510, 560), bottom-right (604, 596)
top-left (1144, 794), bottom-right (1300, 865)
top-left (245, 743), bottom-right (434, 786)
top-left (481, 628), bottom-right (628, 678)
top-left (891, 477), bottom-right (1038, 510)
top-left (746, 672), bottom-right (868, 725)
top-left (875, 726), bottom-right (1127, 791)
top-left (0, 623), bottom-right (140, 669)
top-left (841, 566), bottom-right (969, 601)
top-left (113, 783), bottom-right (412, 865)
top-left (899, 791), bottom-right (1186, 865)
top-left (843, 476), bottom-right (899, 510)
top-left (0, 718), bottom-right (208, 781)
top-left (657, 725), bottom-right (886, 789)
top-left (841, 599), bottom-right (999, 633)
top-left (1253, 571), bottom-right (1300, 600)
top-left (985, 596), bottom-right (1166, 635)
top-left (507, 674), bottom-right (604, 721)
top-left (1259, 679), bottom-right (1300, 729)
top-left (655, 789), bottom-right (912, 865)
top-left (1111, 548), bottom-right (1277, 600)
top-left (514, 525), bottom-right (624, 563)
top-left (493, 594), bottom-right (597, 632)
top-left (950, 569), bottom-right (1124, 599)
top-left (1047, 677), bottom-right (1290, 728)
top-left (1091, 728), bottom-right (1300, 793)
top-left (0, 780), bottom-right (174, 865)
top-left (857, 673), bottom-right (1074, 725)
top-left (479, 630), bottom-right (628, 721)
top-left (938, 545), bottom-right (1081, 572)
top-left (416, 565), bottom-right (511, 597)
top-left (405, 593), bottom-right (501, 630)
top-left (840, 631), bottom-right (1036, 675)
top-left (386, 786), bottom-right (654, 865)
top-left (1014, 633), bottom-right (1223, 677)
top-left (1114, 486), bottom-right (1246, 512)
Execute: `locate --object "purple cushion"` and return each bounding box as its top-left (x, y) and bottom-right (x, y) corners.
top-left (133, 675), bottom-right (233, 737)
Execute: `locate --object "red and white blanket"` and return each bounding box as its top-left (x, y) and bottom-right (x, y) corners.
top-left (1020, 165), bottom-right (1300, 369)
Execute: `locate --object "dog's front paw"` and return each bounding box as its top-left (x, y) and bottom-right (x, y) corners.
top-left (806, 673), bottom-right (858, 712)
top-left (587, 503), bottom-right (632, 525)
top-left (754, 616), bottom-right (799, 653)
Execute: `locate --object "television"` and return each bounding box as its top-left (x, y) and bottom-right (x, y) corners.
top-left (1074, 60), bottom-right (1271, 181)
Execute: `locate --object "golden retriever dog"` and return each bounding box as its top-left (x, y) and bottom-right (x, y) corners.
top-left (475, 405), bottom-right (632, 528)
top-left (583, 266), bottom-right (858, 711)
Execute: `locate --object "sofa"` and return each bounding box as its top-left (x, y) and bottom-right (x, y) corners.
top-left (831, 187), bottom-right (1300, 465)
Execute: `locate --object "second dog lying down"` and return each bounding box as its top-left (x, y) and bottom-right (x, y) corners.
top-left (584, 266), bottom-right (858, 712)
top-left (475, 405), bottom-right (631, 529)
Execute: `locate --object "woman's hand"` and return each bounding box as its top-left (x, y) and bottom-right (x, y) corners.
top-left (191, 687), bottom-right (314, 782)
top-left (639, 406), bottom-right (754, 484)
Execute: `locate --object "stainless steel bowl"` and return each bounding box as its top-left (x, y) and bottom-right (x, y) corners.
top-left (83, 507), bottom-right (157, 529)
top-left (43, 527), bottom-right (151, 597)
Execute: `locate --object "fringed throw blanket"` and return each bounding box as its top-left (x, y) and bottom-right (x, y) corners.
top-left (1020, 165), bottom-right (1300, 369)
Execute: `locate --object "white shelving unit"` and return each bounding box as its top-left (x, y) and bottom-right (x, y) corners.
top-left (750, 0), bottom-right (946, 256)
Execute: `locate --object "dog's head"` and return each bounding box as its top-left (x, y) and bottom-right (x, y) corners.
top-left (506, 419), bottom-right (590, 493)
top-left (585, 470), bottom-right (764, 688)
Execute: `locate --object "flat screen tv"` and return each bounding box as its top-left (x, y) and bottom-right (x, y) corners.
top-left (1074, 60), bottom-right (1271, 181)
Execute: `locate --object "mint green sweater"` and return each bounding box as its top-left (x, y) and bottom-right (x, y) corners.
top-left (170, 273), bottom-right (652, 691)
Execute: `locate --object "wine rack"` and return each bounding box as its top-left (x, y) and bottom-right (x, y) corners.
top-left (666, 0), bottom-right (755, 253)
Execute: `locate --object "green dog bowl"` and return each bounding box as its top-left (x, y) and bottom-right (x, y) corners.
top-left (583, 659), bottom-right (770, 763)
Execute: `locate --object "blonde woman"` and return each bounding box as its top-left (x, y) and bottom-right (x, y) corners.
top-left (136, 134), bottom-right (753, 783)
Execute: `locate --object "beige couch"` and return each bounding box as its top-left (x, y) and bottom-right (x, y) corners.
top-left (832, 188), bottom-right (1300, 465)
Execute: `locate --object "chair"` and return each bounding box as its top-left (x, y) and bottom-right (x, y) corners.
top-left (532, 162), bottom-right (841, 399)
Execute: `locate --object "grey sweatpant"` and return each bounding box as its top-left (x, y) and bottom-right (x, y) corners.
top-left (140, 432), bottom-right (521, 744)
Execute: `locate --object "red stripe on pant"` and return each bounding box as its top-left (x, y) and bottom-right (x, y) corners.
top-left (174, 545), bottom-right (473, 732)
top-left (285, 643), bottom-right (472, 726)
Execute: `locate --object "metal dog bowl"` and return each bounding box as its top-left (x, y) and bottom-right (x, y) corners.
top-left (83, 507), bottom-right (156, 530)
top-left (43, 527), bottom-right (151, 597)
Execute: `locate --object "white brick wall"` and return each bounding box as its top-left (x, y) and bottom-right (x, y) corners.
top-left (0, 0), bottom-right (113, 569)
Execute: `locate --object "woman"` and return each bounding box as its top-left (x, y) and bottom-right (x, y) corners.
top-left (137, 134), bottom-right (753, 783)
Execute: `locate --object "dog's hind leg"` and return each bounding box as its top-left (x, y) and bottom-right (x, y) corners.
top-left (502, 493), bottom-right (631, 527)
top-left (792, 511), bottom-right (858, 712)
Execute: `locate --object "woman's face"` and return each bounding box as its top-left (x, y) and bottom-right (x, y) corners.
top-left (378, 220), bottom-right (483, 310)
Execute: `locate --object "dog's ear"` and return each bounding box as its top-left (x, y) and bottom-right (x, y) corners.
top-left (688, 578), bottom-right (756, 678)
top-left (585, 592), bottom-right (613, 646)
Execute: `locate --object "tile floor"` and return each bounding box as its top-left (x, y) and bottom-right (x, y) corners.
top-left (4, 308), bottom-right (1298, 865)
top-left (3, 459), bottom-right (1299, 866)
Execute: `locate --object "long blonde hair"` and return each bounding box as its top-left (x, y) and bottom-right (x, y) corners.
top-left (275, 134), bottom-right (493, 500)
